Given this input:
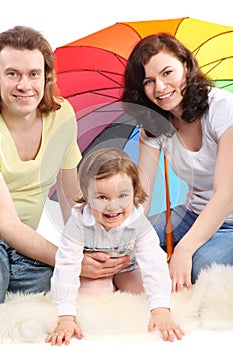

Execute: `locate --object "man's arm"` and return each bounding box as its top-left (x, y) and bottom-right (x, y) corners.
top-left (0, 177), bottom-right (57, 266)
top-left (56, 168), bottom-right (79, 224)
top-left (81, 252), bottom-right (130, 278)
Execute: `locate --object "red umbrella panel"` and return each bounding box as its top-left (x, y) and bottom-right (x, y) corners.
top-left (55, 17), bottom-right (233, 114)
top-left (54, 17), bottom-right (233, 144)
top-left (75, 101), bottom-right (178, 261)
top-left (55, 46), bottom-right (126, 119)
top-left (54, 17), bottom-right (233, 259)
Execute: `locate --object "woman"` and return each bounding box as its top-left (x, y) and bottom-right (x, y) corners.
top-left (121, 33), bottom-right (233, 292)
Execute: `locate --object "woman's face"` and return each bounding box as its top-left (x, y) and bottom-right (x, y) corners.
top-left (143, 51), bottom-right (186, 118)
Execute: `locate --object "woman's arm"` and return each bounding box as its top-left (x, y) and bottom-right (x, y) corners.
top-left (138, 136), bottom-right (161, 215)
top-left (0, 177), bottom-right (57, 266)
top-left (170, 125), bottom-right (233, 290)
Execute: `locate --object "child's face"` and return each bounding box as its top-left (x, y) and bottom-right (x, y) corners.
top-left (87, 172), bottom-right (134, 231)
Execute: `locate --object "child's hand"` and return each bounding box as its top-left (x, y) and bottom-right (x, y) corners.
top-left (45, 315), bottom-right (82, 346)
top-left (148, 308), bottom-right (185, 342)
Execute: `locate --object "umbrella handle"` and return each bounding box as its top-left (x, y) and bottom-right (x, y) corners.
top-left (164, 155), bottom-right (174, 262)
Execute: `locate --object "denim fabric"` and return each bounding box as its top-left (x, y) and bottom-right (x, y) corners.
top-left (149, 205), bottom-right (233, 283)
top-left (0, 240), bottom-right (53, 303)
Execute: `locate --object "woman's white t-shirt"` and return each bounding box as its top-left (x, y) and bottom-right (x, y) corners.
top-left (141, 87), bottom-right (233, 223)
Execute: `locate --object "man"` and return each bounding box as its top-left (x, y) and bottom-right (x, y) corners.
top-left (0, 26), bottom-right (129, 303)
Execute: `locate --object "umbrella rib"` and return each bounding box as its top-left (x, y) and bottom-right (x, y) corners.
top-left (96, 70), bottom-right (124, 87)
top-left (105, 116), bottom-right (137, 127)
top-left (78, 107), bottom-right (137, 125)
top-left (200, 56), bottom-right (233, 76)
top-left (78, 103), bottom-right (138, 127)
top-left (64, 88), bottom-right (123, 100)
top-left (91, 90), bottom-right (122, 99)
top-left (213, 81), bottom-right (233, 90)
top-left (112, 53), bottom-right (127, 68)
top-left (57, 68), bottom-right (124, 76)
top-left (192, 30), bottom-right (233, 56)
top-left (95, 117), bottom-right (139, 135)
top-left (57, 69), bottom-right (124, 90)
top-left (128, 126), bottom-right (140, 139)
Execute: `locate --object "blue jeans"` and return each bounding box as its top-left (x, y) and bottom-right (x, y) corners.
top-left (149, 205), bottom-right (233, 283)
top-left (0, 240), bottom-right (54, 303)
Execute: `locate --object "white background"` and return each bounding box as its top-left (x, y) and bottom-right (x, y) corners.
top-left (1, 0), bottom-right (232, 50)
top-left (1, 1), bottom-right (233, 349)
top-left (1, 0), bottom-right (232, 226)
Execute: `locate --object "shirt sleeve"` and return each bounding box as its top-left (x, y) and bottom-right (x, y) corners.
top-left (60, 102), bottom-right (82, 169)
top-left (135, 214), bottom-right (171, 310)
top-left (208, 88), bottom-right (233, 141)
top-left (140, 128), bottom-right (161, 150)
top-left (51, 214), bottom-right (84, 316)
top-left (61, 139), bottom-right (82, 170)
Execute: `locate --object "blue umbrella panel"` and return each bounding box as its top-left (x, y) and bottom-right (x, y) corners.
top-left (76, 101), bottom-right (188, 216)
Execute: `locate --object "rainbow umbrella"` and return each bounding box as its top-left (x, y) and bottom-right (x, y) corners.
top-left (54, 17), bottom-right (233, 259)
top-left (55, 16), bottom-right (233, 110)
top-left (54, 17), bottom-right (233, 152)
top-left (54, 16), bottom-right (233, 158)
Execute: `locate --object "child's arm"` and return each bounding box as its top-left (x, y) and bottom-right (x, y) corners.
top-left (45, 315), bottom-right (82, 345)
top-left (148, 308), bottom-right (184, 342)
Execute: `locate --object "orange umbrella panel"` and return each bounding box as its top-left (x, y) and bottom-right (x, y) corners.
top-left (54, 17), bottom-right (233, 259)
top-left (55, 17), bottom-right (233, 115)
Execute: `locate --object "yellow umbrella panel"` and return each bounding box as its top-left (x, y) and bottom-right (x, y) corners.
top-left (56, 17), bottom-right (233, 259)
top-left (66, 17), bottom-right (233, 91)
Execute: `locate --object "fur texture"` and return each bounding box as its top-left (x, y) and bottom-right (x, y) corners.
top-left (0, 264), bottom-right (233, 343)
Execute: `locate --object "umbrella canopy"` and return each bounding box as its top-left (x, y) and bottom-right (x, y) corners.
top-left (55, 46), bottom-right (126, 115)
top-left (54, 17), bottom-right (233, 259)
top-left (54, 16), bottom-right (233, 208)
top-left (55, 17), bottom-right (233, 117)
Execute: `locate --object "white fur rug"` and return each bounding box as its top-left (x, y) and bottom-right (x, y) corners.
top-left (0, 263), bottom-right (233, 344)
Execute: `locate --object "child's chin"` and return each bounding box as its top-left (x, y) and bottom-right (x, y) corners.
top-left (103, 220), bottom-right (122, 230)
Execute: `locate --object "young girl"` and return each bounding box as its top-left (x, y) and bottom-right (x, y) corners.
top-left (46, 148), bottom-right (184, 345)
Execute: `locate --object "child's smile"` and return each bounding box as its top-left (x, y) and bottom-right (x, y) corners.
top-left (88, 172), bottom-right (134, 230)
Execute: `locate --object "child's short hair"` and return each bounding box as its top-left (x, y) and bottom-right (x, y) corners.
top-left (77, 148), bottom-right (147, 206)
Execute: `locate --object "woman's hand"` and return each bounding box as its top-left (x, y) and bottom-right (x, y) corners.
top-left (148, 308), bottom-right (184, 341)
top-left (45, 316), bottom-right (82, 345)
top-left (80, 251), bottom-right (130, 279)
top-left (169, 245), bottom-right (193, 292)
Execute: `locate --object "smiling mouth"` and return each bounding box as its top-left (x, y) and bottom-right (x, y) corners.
top-left (104, 213), bottom-right (121, 219)
top-left (157, 91), bottom-right (174, 100)
top-left (15, 95), bottom-right (33, 99)
top-left (13, 93), bottom-right (34, 99)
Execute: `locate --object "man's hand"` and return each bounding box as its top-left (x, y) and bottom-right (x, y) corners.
top-left (80, 251), bottom-right (130, 279)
